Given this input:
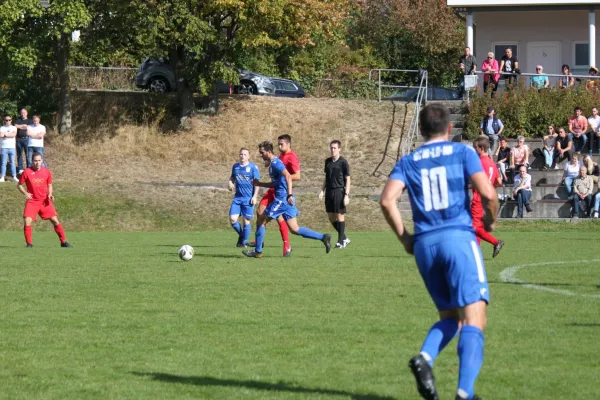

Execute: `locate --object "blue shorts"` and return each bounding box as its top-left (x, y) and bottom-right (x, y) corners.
top-left (414, 229), bottom-right (489, 311)
top-left (264, 198), bottom-right (298, 221)
top-left (229, 197), bottom-right (254, 220)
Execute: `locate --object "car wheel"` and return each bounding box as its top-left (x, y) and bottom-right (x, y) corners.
top-left (149, 77), bottom-right (170, 93)
top-left (237, 81), bottom-right (257, 95)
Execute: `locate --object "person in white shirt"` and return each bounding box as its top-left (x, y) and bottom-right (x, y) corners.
top-left (513, 165), bottom-right (533, 218)
top-left (0, 115), bottom-right (18, 182)
top-left (26, 115), bottom-right (46, 167)
top-left (587, 106), bottom-right (600, 154)
top-left (561, 152), bottom-right (582, 195)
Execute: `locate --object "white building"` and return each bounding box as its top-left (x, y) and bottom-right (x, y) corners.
top-left (448, 1), bottom-right (600, 77)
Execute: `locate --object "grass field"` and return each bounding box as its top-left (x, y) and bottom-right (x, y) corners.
top-left (1, 229), bottom-right (599, 399)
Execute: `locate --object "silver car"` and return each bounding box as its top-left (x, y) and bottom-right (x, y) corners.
top-left (135, 58), bottom-right (276, 95)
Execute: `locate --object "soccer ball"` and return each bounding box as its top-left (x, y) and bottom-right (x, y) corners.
top-left (178, 245), bottom-right (194, 261)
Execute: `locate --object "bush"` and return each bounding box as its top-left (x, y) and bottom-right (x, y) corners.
top-left (464, 82), bottom-right (600, 139)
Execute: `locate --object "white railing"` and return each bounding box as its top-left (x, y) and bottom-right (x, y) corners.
top-left (368, 68), bottom-right (428, 102)
top-left (401, 70), bottom-right (428, 156)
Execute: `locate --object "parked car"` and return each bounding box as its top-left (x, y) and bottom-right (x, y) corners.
top-left (135, 58), bottom-right (276, 95)
top-left (272, 78), bottom-right (306, 98)
top-left (385, 86), bottom-right (461, 101)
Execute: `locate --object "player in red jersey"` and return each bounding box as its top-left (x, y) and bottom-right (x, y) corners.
top-left (472, 136), bottom-right (503, 257)
top-left (18, 152), bottom-right (71, 248)
top-left (250, 134), bottom-right (300, 256)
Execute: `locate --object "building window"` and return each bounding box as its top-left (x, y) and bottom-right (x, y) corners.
top-left (573, 42), bottom-right (589, 68)
top-left (494, 44), bottom-right (518, 62)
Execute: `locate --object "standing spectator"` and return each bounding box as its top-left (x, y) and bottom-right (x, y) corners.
top-left (479, 106), bottom-right (503, 155)
top-left (554, 127), bottom-right (574, 166)
top-left (499, 48), bottom-right (519, 88)
top-left (587, 106), bottom-right (600, 154)
top-left (561, 152), bottom-right (582, 195)
top-left (15, 108), bottom-right (32, 173)
top-left (26, 114), bottom-right (46, 168)
top-left (571, 166), bottom-right (594, 218)
top-left (513, 165), bottom-right (533, 218)
top-left (496, 138), bottom-right (511, 183)
top-left (319, 140), bottom-right (351, 249)
top-left (510, 136), bottom-right (530, 178)
top-left (585, 66), bottom-right (599, 92)
top-left (481, 52), bottom-right (500, 98)
top-left (542, 125), bottom-right (558, 169)
top-left (558, 64), bottom-right (575, 89)
top-left (530, 65), bottom-right (549, 89)
top-left (0, 115), bottom-right (19, 182)
top-left (568, 106), bottom-right (588, 152)
top-left (459, 47), bottom-right (477, 98)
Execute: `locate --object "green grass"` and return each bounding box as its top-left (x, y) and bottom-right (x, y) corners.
top-left (0, 230), bottom-right (599, 399)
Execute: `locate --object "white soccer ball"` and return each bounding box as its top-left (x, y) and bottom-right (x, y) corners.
top-left (178, 245), bottom-right (194, 261)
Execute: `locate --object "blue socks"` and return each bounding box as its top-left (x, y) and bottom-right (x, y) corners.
top-left (420, 318), bottom-right (459, 366)
top-left (457, 325), bottom-right (485, 399)
top-left (296, 227), bottom-right (324, 240)
top-left (255, 225), bottom-right (266, 253)
top-left (231, 221), bottom-right (242, 236)
top-left (243, 224), bottom-right (251, 244)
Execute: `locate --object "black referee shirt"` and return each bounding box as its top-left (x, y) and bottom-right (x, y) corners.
top-left (324, 156), bottom-right (350, 190)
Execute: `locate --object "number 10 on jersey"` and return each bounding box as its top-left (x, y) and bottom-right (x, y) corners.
top-left (421, 167), bottom-right (449, 211)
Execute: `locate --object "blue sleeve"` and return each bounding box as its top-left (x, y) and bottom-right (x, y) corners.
top-left (464, 146), bottom-right (483, 178)
top-left (272, 159), bottom-right (285, 174)
top-left (389, 159), bottom-right (406, 183)
top-left (230, 165), bottom-right (236, 180)
top-left (253, 164), bottom-right (260, 180)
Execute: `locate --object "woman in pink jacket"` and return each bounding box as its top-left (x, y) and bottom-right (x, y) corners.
top-left (482, 52), bottom-right (500, 98)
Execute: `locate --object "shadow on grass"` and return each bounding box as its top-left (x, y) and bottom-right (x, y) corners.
top-left (131, 372), bottom-right (395, 400)
top-left (566, 322), bottom-right (600, 327)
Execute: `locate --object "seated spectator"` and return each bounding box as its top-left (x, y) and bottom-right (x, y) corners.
top-left (542, 125), bottom-right (557, 169)
top-left (554, 127), bottom-right (574, 167)
top-left (588, 106), bottom-right (600, 154)
top-left (585, 66), bottom-right (599, 92)
top-left (561, 152), bottom-right (582, 195)
top-left (591, 180), bottom-right (600, 218)
top-left (480, 106), bottom-right (503, 155)
top-left (496, 138), bottom-right (511, 183)
top-left (513, 165), bottom-right (533, 218)
top-left (530, 65), bottom-right (550, 89)
top-left (583, 154), bottom-right (600, 185)
top-left (510, 136), bottom-right (529, 181)
top-left (559, 64), bottom-right (575, 89)
top-left (569, 106), bottom-right (588, 152)
top-left (572, 166), bottom-right (594, 218)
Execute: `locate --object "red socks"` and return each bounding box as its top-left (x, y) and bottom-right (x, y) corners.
top-left (278, 219), bottom-right (290, 249)
top-left (54, 224), bottom-right (66, 243)
top-left (24, 226), bottom-right (32, 245)
top-left (475, 225), bottom-right (499, 246)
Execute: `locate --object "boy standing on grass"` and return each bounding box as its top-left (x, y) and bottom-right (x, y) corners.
top-left (18, 152), bottom-right (72, 248)
top-left (380, 104), bottom-right (498, 400)
top-left (228, 147), bottom-right (260, 247)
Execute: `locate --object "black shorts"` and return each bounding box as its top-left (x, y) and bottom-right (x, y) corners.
top-left (325, 188), bottom-right (346, 214)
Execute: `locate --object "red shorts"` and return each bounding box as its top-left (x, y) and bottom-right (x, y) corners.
top-left (24, 199), bottom-right (57, 221)
top-left (259, 188), bottom-right (276, 207)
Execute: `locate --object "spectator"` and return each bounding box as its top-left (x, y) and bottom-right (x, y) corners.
top-left (513, 165), bottom-right (532, 218)
top-left (530, 65), bottom-right (549, 89)
top-left (592, 181), bottom-right (600, 218)
top-left (569, 106), bottom-right (588, 152)
top-left (481, 52), bottom-right (500, 98)
top-left (510, 136), bottom-right (529, 181)
top-left (480, 106), bottom-right (503, 155)
top-left (582, 154), bottom-right (599, 185)
top-left (459, 47), bottom-right (477, 98)
top-left (585, 66), bottom-right (599, 92)
top-left (542, 125), bottom-right (557, 169)
top-left (587, 106), bottom-right (600, 154)
top-left (26, 115), bottom-right (46, 168)
top-left (558, 64), bottom-right (575, 89)
top-left (554, 127), bottom-right (574, 166)
top-left (499, 48), bottom-right (519, 88)
top-left (15, 108), bottom-right (32, 173)
top-left (496, 138), bottom-right (511, 183)
top-left (572, 166), bottom-right (594, 218)
top-left (561, 152), bottom-right (582, 195)
top-left (0, 115), bottom-right (18, 182)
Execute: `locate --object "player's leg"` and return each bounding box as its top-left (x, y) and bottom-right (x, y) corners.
top-left (455, 301), bottom-right (487, 400)
top-left (286, 217), bottom-right (331, 254)
top-left (243, 212), bottom-right (270, 257)
top-left (23, 217), bottom-right (34, 247)
top-left (229, 199), bottom-right (244, 246)
top-left (336, 213), bottom-right (348, 248)
top-left (474, 217), bottom-right (505, 257)
top-left (240, 201), bottom-right (254, 246)
top-left (327, 212), bottom-right (339, 236)
top-left (249, 190), bottom-right (274, 247)
top-left (276, 215), bottom-right (291, 255)
top-left (48, 215), bottom-right (71, 247)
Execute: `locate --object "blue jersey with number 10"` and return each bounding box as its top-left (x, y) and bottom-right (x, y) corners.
top-left (389, 141), bottom-right (483, 236)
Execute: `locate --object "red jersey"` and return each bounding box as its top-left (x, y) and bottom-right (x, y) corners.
top-left (19, 167), bottom-right (52, 202)
top-left (279, 151), bottom-right (300, 174)
top-left (471, 155), bottom-right (500, 218)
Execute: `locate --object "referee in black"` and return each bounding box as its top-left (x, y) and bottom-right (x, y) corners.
top-left (319, 140), bottom-right (351, 248)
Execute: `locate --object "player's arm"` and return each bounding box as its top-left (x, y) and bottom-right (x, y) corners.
top-left (282, 169), bottom-right (294, 205)
top-left (318, 178), bottom-right (326, 200)
top-left (289, 170), bottom-right (301, 181)
top-left (471, 172), bottom-right (499, 231)
top-left (228, 173), bottom-right (235, 191)
top-left (380, 179), bottom-right (413, 255)
top-left (48, 183), bottom-right (54, 201)
top-left (252, 179), bottom-right (274, 188)
top-left (18, 182), bottom-right (32, 200)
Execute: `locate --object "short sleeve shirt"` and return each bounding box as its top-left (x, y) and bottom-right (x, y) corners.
top-left (279, 151), bottom-right (300, 174)
top-left (19, 167), bottom-right (52, 201)
top-left (501, 56), bottom-right (518, 73)
top-left (324, 156), bottom-right (350, 190)
top-left (15, 118), bottom-right (32, 139)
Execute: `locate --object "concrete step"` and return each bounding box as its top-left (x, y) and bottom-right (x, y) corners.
top-left (497, 198), bottom-right (585, 218)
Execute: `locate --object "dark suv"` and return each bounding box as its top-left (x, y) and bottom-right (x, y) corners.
top-left (135, 58), bottom-right (276, 95)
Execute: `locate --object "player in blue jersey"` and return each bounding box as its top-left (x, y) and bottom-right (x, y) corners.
top-left (228, 148), bottom-right (260, 247)
top-left (243, 141), bottom-right (331, 258)
top-left (380, 104), bottom-right (499, 400)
